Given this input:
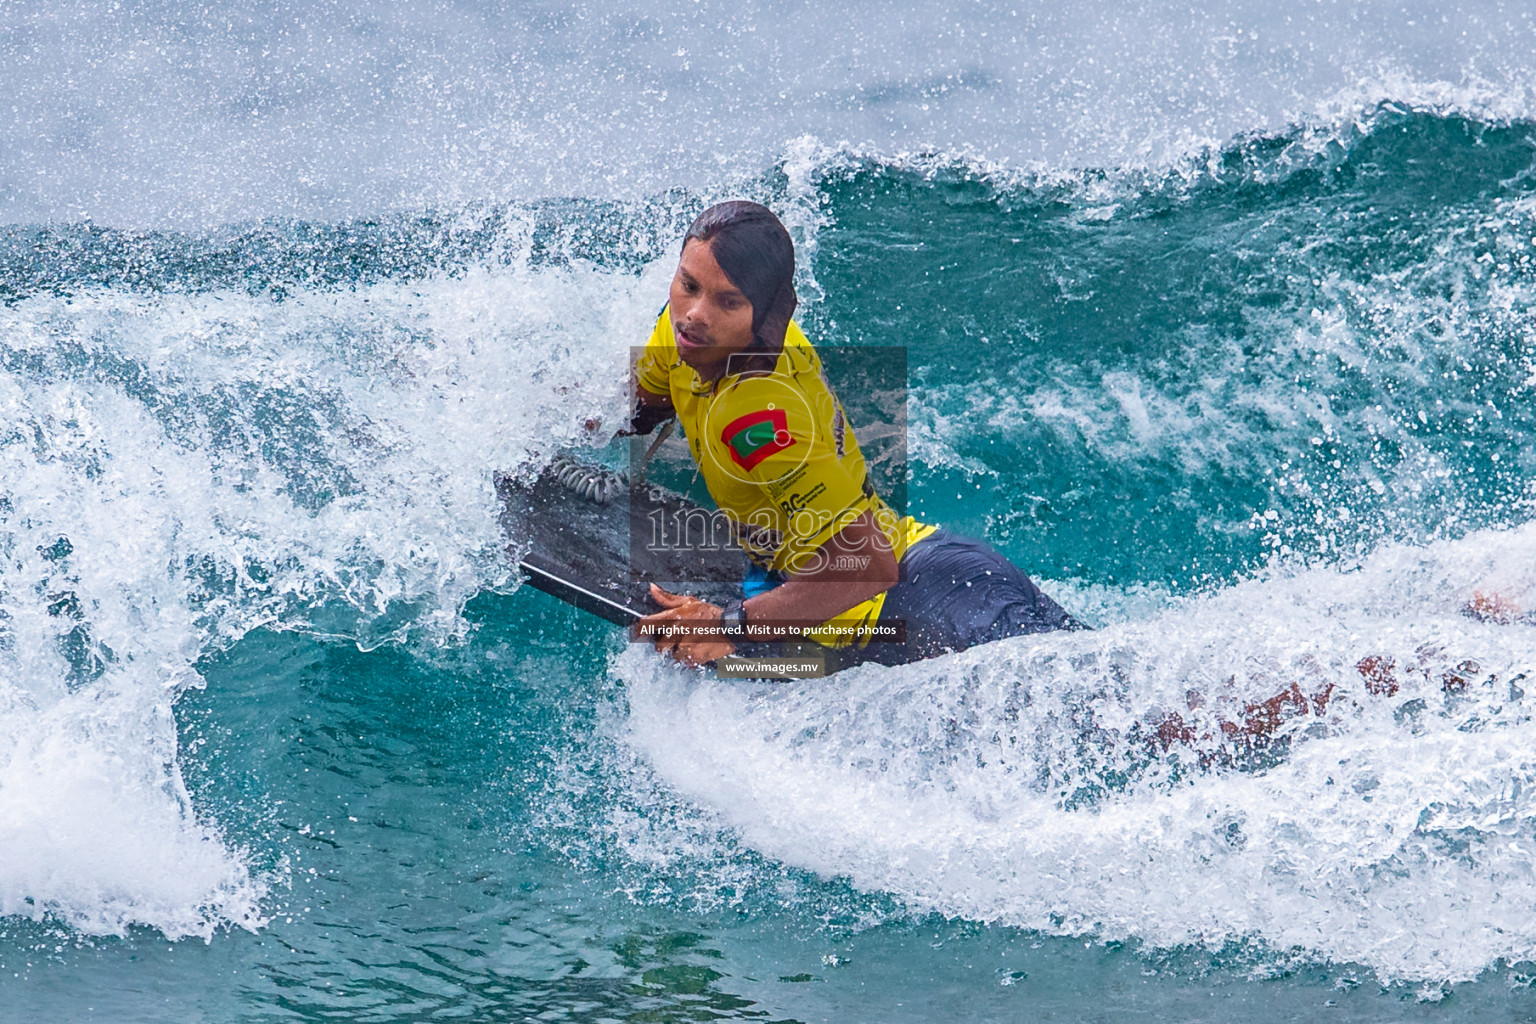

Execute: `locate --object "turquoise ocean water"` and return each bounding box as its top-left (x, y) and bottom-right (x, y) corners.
top-left (5, 4), bottom-right (1536, 1021)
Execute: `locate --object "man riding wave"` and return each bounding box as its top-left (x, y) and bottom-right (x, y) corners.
top-left (629, 201), bottom-right (1081, 668)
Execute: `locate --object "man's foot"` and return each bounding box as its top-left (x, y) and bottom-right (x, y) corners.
top-left (1465, 587), bottom-right (1529, 625)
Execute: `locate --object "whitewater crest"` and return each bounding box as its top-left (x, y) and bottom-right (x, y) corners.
top-left (617, 522), bottom-right (1536, 984)
top-left (0, 214), bottom-right (682, 936)
top-left (0, 157), bottom-right (858, 939)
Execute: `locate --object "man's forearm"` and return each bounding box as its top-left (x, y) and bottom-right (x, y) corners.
top-left (740, 511), bottom-right (899, 628)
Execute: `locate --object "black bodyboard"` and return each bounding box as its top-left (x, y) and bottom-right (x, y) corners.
top-left (497, 466), bottom-right (747, 625)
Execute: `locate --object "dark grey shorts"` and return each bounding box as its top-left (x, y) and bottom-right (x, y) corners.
top-left (852, 530), bottom-right (1084, 667)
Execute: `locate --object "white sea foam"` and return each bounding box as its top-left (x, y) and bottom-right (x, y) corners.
top-left (617, 521), bottom-right (1536, 984)
top-left (0, 686), bottom-right (261, 938)
top-left (0, 229), bottom-right (674, 936)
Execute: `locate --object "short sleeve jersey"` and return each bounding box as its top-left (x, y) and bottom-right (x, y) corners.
top-left (636, 308), bottom-right (935, 644)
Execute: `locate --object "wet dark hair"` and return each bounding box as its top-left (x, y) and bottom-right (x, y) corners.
top-left (682, 201), bottom-right (798, 355)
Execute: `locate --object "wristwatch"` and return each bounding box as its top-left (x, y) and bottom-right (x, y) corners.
top-left (719, 599), bottom-right (747, 635)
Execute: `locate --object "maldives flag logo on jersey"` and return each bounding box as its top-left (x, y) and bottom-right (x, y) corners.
top-left (720, 408), bottom-right (794, 471)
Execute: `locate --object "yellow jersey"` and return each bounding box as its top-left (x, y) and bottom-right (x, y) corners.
top-left (635, 308), bottom-right (935, 645)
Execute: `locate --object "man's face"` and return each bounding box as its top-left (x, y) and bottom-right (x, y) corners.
top-left (668, 238), bottom-right (756, 377)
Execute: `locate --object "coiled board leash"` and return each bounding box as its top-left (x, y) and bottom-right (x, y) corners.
top-left (549, 418), bottom-right (677, 505)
